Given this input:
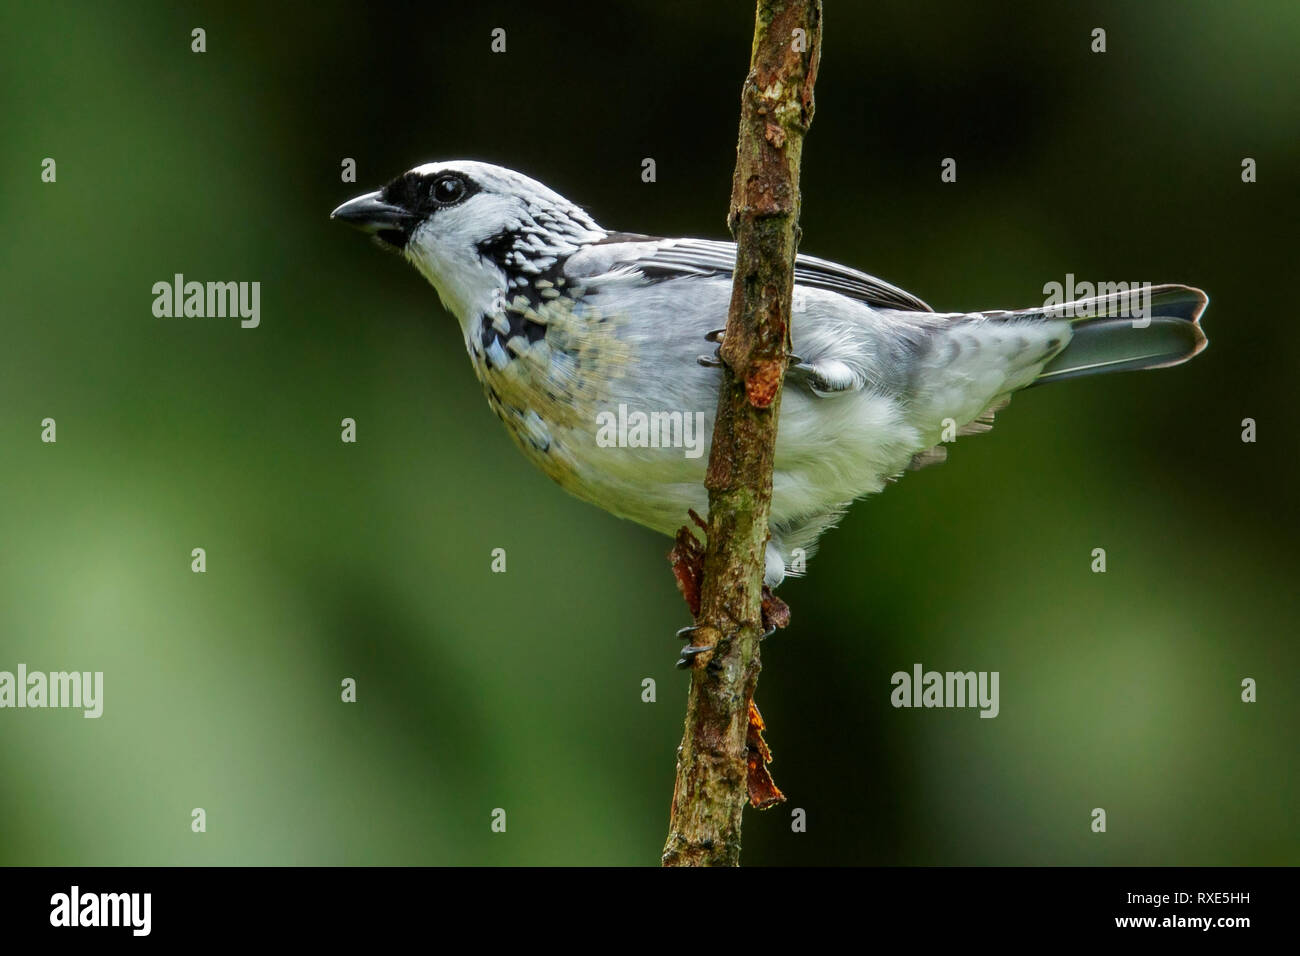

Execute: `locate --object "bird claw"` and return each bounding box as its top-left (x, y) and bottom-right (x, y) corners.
top-left (700, 329), bottom-right (798, 371)
top-left (675, 621), bottom-right (774, 668)
top-left (675, 625), bottom-right (722, 670)
top-left (676, 644), bottom-right (712, 669)
top-left (697, 329), bottom-right (730, 368)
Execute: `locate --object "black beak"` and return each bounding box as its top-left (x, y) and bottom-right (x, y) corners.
top-left (330, 190), bottom-right (416, 249)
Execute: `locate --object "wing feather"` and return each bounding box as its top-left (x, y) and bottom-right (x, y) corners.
top-left (578, 235), bottom-right (932, 312)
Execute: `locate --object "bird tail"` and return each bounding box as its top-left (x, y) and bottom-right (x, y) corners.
top-left (1028, 283), bottom-right (1208, 384)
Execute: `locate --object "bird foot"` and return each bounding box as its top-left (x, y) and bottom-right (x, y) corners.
top-left (675, 625), bottom-right (720, 670)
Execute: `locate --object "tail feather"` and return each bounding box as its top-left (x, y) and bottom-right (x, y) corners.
top-left (1034, 284), bottom-right (1208, 384)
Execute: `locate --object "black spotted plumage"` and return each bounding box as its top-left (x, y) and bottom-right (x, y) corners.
top-left (474, 229), bottom-right (586, 357)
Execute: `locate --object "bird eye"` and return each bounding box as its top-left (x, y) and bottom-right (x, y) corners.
top-left (432, 175), bottom-right (466, 204)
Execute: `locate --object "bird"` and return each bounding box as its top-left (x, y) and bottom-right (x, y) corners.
top-left (332, 160), bottom-right (1208, 595)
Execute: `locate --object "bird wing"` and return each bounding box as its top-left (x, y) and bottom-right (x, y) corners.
top-left (575, 235), bottom-right (932, 313)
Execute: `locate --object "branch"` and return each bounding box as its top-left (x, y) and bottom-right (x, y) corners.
top-left (662, 0), bottom-right (822, 868)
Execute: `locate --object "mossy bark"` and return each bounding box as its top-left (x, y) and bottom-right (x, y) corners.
top-left (662, 0), bottom-right (822, 868)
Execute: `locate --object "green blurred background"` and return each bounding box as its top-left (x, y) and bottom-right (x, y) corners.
top-left (1, 0), bottom-right (1296, 865)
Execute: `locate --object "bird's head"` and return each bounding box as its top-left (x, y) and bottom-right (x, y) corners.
top-left (331, 160), bottom-right (605, 327)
